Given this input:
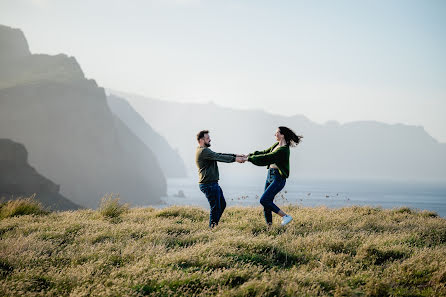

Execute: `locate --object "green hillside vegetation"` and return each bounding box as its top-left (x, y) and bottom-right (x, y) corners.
top-left (0, 197), bottom-right (445, 296)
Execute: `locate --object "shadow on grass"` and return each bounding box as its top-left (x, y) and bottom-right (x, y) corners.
top-left (0, 258), bottom-right (13, 279)
top-left (226, 242), bottom-right (309, 269)
top-left (133, 276), bottom-right (216, 296)
top-left (163, 234), bottom-right (209, 249)
top-left (156, 207), bottom-right (207, 222)
top-left (358, 245), bottom-right (408, 266)
top-left (133, 271), bottom-right (253, 296)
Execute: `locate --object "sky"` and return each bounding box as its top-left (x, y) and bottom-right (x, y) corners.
top-left (1, 0), bottom-right (445, 142)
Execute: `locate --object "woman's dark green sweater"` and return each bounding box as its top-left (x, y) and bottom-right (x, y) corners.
top-left (248, 142), bottom-right (290, 178)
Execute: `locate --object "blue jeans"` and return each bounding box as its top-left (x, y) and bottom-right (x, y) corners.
top-left (260, 168), bottom-right (286, 224)
top-left (199, 182), bottom-right (226, 228)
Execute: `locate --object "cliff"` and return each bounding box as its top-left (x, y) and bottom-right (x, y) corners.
top-left (0, 25), bottom-right (166, 208)
top-left (0, 139), bottom-right (81, 211)
top-left (107, 94), bottom-right (187, 178)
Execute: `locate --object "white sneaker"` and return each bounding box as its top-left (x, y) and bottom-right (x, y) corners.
top-left (281, 215), bottom-right (293, 226)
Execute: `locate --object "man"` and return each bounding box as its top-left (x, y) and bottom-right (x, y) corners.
top-left (195, 130), bottom-right (245, 228)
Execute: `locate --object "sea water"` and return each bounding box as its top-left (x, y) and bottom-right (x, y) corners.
top-left (161, 177), bottom-right (446, 218)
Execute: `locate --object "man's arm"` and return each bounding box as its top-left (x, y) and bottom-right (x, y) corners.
top-left (221, 153), bottom-right (237, 157)
top-left (202, 148), bottom-right (236, 163)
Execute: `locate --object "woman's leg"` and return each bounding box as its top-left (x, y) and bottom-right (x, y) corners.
top-left (264, 208), bottom-right (273, 225)
top-left (263, 171), bottom-right (273, 224)
top-left (260, 172), bottom-right (286, 224)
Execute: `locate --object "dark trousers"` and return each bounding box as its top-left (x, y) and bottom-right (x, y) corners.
top-left (199, 182), bottom-right (226, 228)
top-left (260, 168), bottom-right (286, 224)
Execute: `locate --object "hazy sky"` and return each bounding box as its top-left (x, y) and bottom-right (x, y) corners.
top-left (1, 0), bottom-right (445, 141)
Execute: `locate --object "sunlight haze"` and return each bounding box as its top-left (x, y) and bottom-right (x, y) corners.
top-left (1, 0), bottom-right (445, 141)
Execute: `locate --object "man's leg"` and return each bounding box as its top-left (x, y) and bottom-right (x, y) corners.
top-left (208, 194), bottom-right (219, 228)
top-left (200, 183), bottom-right (219, 228)
top-left (216, 185), bottom-right (226, 224)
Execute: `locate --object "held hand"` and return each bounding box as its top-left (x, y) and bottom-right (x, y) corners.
top-left (235, 156), bottom-right (245, 163)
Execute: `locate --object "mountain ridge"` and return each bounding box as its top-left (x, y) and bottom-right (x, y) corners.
top-left (110, 89), bottom-right (446, 181)
top-left (111, 89), bottom-right (443, 144)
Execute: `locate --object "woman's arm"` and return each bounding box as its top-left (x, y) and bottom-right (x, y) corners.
top-left (248, 147), bottom-right (285, 166)
top-left (250, 142), bottom-right (278, 156)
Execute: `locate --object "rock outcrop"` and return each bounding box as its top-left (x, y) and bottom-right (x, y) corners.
top-left (0, 139), bottom-right (81, 210)
top-left (0, 26), bottom-right (30, 59)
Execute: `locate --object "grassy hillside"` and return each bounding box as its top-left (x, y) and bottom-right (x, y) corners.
top-left (1, 198), bottom-right (446, 296)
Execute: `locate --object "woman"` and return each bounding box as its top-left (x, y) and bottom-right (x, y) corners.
top-left (245, 126), bottom-right (303, 226)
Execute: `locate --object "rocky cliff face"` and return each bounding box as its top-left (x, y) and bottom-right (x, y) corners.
top-left (107, 94), bottom-right (187, 178)
top-left (0, 139), bottom-right (81, 211)
top-left (0, 25), bottom-right (85, 89)
top-left (0, 25), bottom-right (30, 59)
top-left (0, 25), bottom-right (167, 208)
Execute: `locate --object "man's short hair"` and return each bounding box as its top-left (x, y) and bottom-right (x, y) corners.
top-left (197, 130), bottom-right (209, 142)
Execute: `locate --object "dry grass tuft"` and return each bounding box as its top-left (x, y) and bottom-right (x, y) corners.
top-left (98, 194), bottom-right (129, 219)
top-left (0, 196), bottom-right (48, 219)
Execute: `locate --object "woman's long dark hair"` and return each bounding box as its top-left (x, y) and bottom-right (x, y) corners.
top-left (278, 126), bottom-right (303, 147)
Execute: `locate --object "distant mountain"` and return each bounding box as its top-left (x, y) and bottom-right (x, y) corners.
top-left (0, 139), bottom-right (81, 211)
top-left (112, 90), bottom-right (446, 182)
top-left (107, 94), bottom-right (187, 178)
top-left (0, 25), bottom-right (166, 208)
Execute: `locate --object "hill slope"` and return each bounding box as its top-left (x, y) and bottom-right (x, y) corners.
top-left (0, 205), bottom-right (445, 296)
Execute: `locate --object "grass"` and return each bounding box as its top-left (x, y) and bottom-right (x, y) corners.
top-left (98, 194), bottom-right (129, 220)
top-left (0, 196), bottom-right (48, 219)
top-left (0, 202), bottom-right (445, 296)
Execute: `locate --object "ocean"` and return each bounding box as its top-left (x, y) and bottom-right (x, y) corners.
top-left (161, 177), bottom-right (446, 218)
